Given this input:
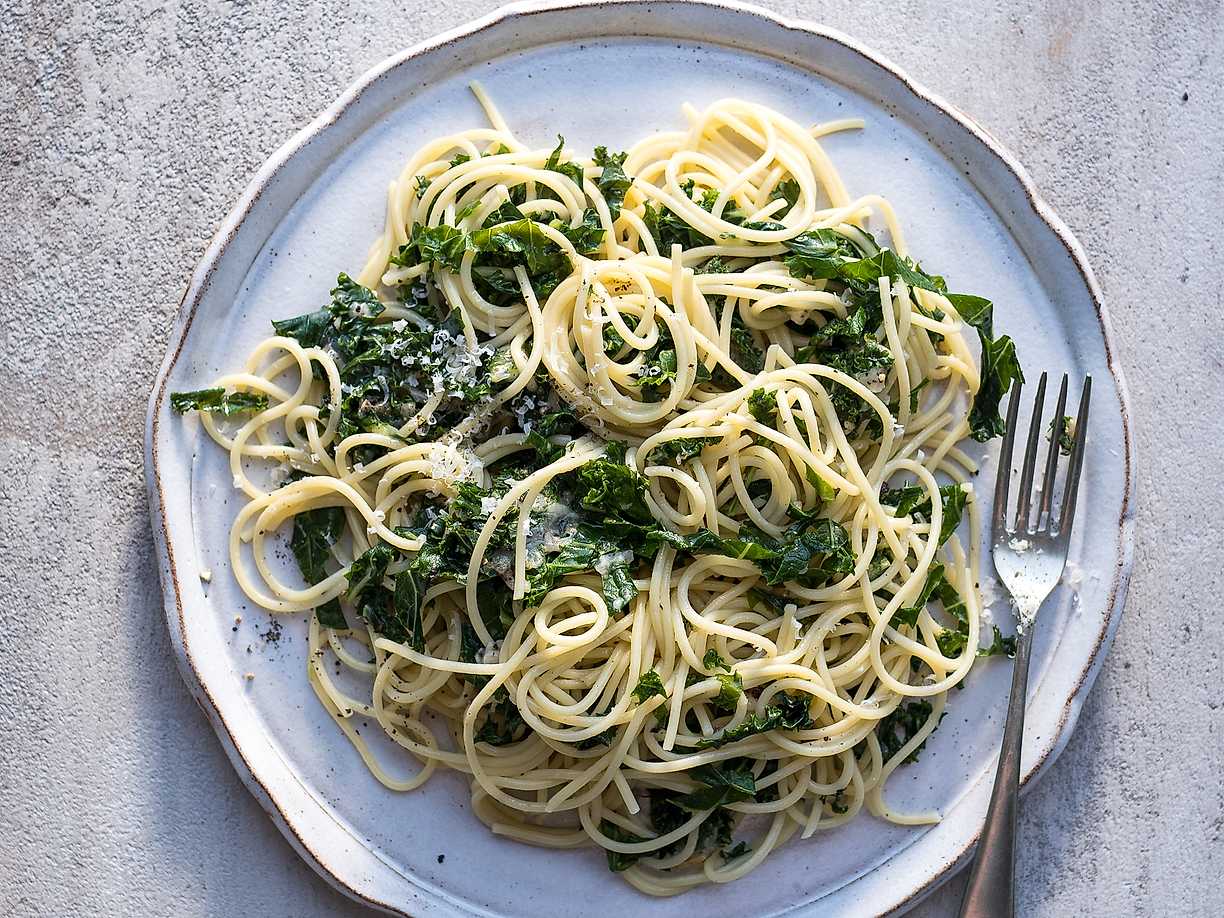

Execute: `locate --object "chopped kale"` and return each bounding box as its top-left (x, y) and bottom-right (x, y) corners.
top-left (600, 819), bottom-right (648, 872)
top-left (593, 146), bottom-right (631, 219)
top-left (632, 670), bottom-right (667, 704)
top-left (946, 294), bottom-right (1025, 441)
top-left (1049, 414), bottom-right (1075, 455)
top-left (646, 435), bottom-right (720, 466)
top-left (876, 699), bottom-right (936, 764)
top-left (880, 482), bottom-right (968, 546)
top-left (695, 692), bottom-right (814, 749)
top-left (543, 134), bottom-right (585, 190)
top-left (289, 505), bottom-right (346, 629)
top-left (747, 388), bottom-right (779, 426)
top-left (170, 388), bottom-right (268, 416)
top-left (979, 625), bottom-right (1017, 658)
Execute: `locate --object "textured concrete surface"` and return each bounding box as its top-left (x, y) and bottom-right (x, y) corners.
top-left (1, 1), bottom-right (1220, 915)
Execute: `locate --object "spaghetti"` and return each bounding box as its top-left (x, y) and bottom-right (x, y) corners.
top-left (172, 88), bottom-right (1022, 893)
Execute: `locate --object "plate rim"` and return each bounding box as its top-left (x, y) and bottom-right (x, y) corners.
top-left (144, 1), bottom-right (1137, 914)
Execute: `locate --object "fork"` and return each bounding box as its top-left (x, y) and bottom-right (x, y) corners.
top-left (957, 372), bottom-right (1092, 918)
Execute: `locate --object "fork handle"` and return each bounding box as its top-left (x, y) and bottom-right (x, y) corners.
top-left (957, 622), bottom-right (1035, 918)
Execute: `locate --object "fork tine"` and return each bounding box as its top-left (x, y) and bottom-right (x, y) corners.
top-left (1038, 374), bottom-right (1070, 527)
top-left (1057, 376), bottom-right (1092, 536)
top-left (1013, 372), bottom-right (1047, 532)
top-left (992, 378), bottom-right (1023, 535)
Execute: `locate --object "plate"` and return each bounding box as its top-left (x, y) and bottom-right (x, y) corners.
top-left (144, 2), bottom-right (1135, 915)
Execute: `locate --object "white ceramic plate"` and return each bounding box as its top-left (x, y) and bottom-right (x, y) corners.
top-left (145, 2), bottom-right (1135, 915)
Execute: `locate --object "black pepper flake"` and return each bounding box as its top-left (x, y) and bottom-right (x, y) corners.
top-left (260, 619), bottom-right (284, 645)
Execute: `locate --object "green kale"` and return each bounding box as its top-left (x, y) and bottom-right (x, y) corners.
top-left (695, 692), bottom-right (814, 749)
top-left (880, 482), bottom-right (968, 546)
top-left (632, 670), bottom-right (667, 704)
top-left (600, 820), bottom-right (648, 872)
top-left (593, 146), bottom-right (631, 219)
top-left (893, 561), bottom-right (946, 629)
top-left (289, 505), bottom-right (347, 629)
top-left (979, 625), bottom-right (1017, 658)
top-left (728, 313), bottom-right (765, 374)
top-left (523, 531), bottom-right (638, 614)
top-left (543, 135), bottom-right (585, 189)
top-left (629, 324), bottom-right (692, 402)
top-left (1049, 415), bottom-right (1075, 455)
top-left (600, 560), bottom-right (639, 613)
top-left (747, 388), bottom-right (779, 426)
top-left (772, 178), bottom-right (801, 208)
top-left (458, 621), bottom-right (489, 689)
top-left (804, 303), bottom-right (873, 349)
top-left (876, 699), bottom-right (935, 764)
top-left (646, 435), bottom-right (720, 466)
top-left (643, 183), bottom-right (716, 251)
top-left (673, 761), bottom-right (757, 811)
top-left (747, 587), bottom-right (790, 615)
top-left (780, 228), bottom-right (864, 280)
top-left (722, 841), bottom-right (752, 860)
top-left (473, 689), bottom-right (527, 746)
top-left (273, 274), bottom-right (498, 454)
top-left (696, 255), bottom-right (732, 275)
top-left (346, 530), bottom-right (442, 648)
top-left (170, 388), bottom-right (269, 416)
top-left (574, 717), bottom-right (619, 750)
top-left (393, 569), bottom-right (425, 651)
top-left (345, 543), bottom-right (396, 607)
top-left (522, 407), bottom-right (584, 464)
top-left (801, 468), bottom-right (837, 503)
top-left (838, 248), bottom-right (946, 295)
top-left (819, 340), bottom-right (896, 429)
top-left (557, 208), bottom-right (606, 254)
top-left (391, 223), bottom-right (469, 272)
top-left (573, 455), bottom-right (654, 530)
top-left (936, 628), bottom-right (967, 657)
top-left (469, 219), bottom-right (560, 273)
top-left (892, 560), bottom-right (969, 636)
top-left (946, 294), bottom-right (1025, 442)
top-left (712, 670), bottom-right (744, 713)
top-left (272, 273), bottom-right (386, 351)
top-left (645, 517), bottom-right (855, 587)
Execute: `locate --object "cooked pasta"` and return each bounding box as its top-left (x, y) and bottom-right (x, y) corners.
top-left (171, 86), bottom-right (1023, 894)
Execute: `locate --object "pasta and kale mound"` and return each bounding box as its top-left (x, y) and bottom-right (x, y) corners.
top-left (173, 91), bottom-right (1022, 894)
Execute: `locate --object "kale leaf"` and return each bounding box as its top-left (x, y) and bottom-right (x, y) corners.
top-left (876, 698), bottom-right (936, 764)
top-left (593, 146), bottom-right (631, 219)
top-left (673, 761), bottom-right (757, 811)
top-left (632, 670), bottom-right (667, 704)
top-left (543, 135), bottom-right (585, 189)
top-left (170, 388), bottom-right (268, 416)
top-left (880, 482), bottom-right (968, 546)
top-left (695, 692), bottom-right (814, 749)
top-left (747, 388), bottom-right (779, 426)
top-left (1049, 415), bottom-right (1075, 455)
top-left (600, 820), bottom-right (648, 872)
top-left (646, 435), bottom-right (720, 466)
top-left (946, 294), bottom-right (1025, 442)
top-left (289, 505), bottom-right (347, 628)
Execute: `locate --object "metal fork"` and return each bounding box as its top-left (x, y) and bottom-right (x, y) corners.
top-left (957, 372), bottom-right (1092, 918)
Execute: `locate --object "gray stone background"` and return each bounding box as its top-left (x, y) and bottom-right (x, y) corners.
top-left (1, 0), bottom-right (1220, 915)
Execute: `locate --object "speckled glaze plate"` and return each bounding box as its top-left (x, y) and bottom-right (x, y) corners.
top-left (145, 2), bottom-right (1135, 915)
